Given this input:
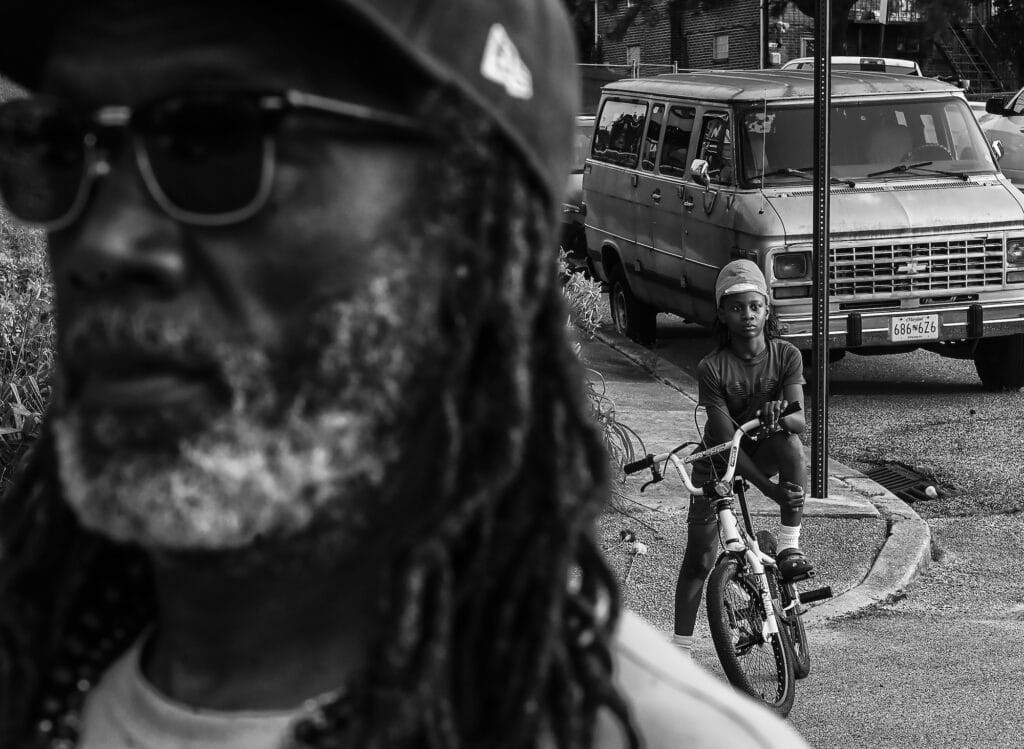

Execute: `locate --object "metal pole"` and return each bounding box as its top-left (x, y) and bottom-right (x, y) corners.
top-left (811, 0), bottom-right (831, 500)
top-left (594, 0), bottom-right (599, 51)
top-left (760, 0), bottom-right (766, 67)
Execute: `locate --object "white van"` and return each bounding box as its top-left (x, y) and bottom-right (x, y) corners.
top-left (582, 69), bottom-right (1024, 389)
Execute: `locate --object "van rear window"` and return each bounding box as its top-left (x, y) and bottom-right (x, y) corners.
top-left (592, 99), bottom-right (648, 168)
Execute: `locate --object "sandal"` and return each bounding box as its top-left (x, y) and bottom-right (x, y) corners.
top-left (777, 548), bottom-right (814, 580)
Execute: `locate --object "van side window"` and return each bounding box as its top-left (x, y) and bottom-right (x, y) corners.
top-left (641, 103), bottom-right (665, 171)
top-left (592, 99), bottom-right (648, 168)
top-left (659, 105), bottom-right (696, 176)
top-left (697, 112), bottom-right (734, 184)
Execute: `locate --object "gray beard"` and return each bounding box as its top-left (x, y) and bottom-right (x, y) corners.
top-left (51, 268), bottom-right (438, 553)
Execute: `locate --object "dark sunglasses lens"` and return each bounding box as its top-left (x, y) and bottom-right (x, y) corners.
top-left (141, 94), bottom-right (267, 217)
top-left (0, 99), bottom-right (86, 224)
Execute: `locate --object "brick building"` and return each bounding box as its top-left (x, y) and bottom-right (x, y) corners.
top-left (590, 0), bottom-right (1009, 95)
top-left (593, 0), bottom-right (809, 71)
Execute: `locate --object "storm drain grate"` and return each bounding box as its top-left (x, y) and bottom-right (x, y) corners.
top-left (863, 464), bottom-right (936, 504)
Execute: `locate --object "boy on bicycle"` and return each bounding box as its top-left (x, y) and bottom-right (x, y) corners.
top-left (673, 259), bottom-right (812, 656)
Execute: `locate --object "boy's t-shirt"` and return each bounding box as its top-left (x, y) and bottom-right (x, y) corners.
top-left (696, 338), bottom-right (805, 431)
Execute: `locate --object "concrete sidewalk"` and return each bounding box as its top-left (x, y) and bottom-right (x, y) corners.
top-left (583, 331), bottom-right (932, 629)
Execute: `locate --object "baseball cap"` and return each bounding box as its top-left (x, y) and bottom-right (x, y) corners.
top-left (715, 259), bottom-right (769, 307)
top-left (0, 0), bottom-right (581, 205)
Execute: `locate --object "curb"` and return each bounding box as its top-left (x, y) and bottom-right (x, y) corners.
top-left (802, 475), bottom-right (932, 625)
top-left (591, 327), bottom-right (932, 625)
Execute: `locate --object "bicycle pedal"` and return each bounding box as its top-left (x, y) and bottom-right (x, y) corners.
top-left (800, 585), bottom-right (834, 604)
top-left (785, 570), bottom-right (814, 583)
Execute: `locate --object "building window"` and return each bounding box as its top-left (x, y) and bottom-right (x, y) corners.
top-left (713, 34), bottom-right (729, 62)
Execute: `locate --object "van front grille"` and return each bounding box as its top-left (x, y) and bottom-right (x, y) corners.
top-left (830, 238), bottom-right (1004, 297)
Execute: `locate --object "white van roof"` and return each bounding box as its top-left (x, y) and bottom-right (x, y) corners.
top-left (780, 56), bottom-right (923, 76)
top-left (601, 69), bottom-right (957, 104)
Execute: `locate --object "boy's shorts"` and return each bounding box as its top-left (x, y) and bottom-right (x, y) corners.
top-left (687, 435), bottom-right (762, 526)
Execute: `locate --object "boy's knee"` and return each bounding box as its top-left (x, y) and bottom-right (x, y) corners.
top-left (772, 433), bottom-right (805, 471)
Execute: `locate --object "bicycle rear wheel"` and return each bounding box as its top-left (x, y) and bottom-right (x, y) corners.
top-left (706, 557), bottom-right (795, 716)
top-left (756, 530), bottom-right (811, 679)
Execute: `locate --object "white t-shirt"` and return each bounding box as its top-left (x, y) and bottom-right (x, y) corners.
top-left (599, 611), bottom-right (811, 748)
top-left (79, 636), bottom-right (302, 749)
top-left (80, 612), bottom-right (809, 749)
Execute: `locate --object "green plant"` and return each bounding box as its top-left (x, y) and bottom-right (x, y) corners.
top-left (0, 210), bottom-right (53, 491)
top-left (559, 251), bottom-right (645, 486)
top-left (559, 250), bottom-right (604, 345)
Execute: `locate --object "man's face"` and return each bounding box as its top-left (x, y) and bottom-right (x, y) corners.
top-left (42, 5), bottom-right (446, 552)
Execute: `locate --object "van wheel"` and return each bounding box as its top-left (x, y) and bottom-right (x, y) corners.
top-left (608, 265), bottom-right (657, 345)
top-left (974, 335), bottom-right (1024, 390)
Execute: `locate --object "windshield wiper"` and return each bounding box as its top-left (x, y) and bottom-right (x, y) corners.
top-left (753, 166), bottom-right (856, 187)
top-left (866, 161), bottom-right (969, 181)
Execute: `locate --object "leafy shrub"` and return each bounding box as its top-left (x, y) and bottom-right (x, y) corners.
top-left (0, 210), bottom-right (52, 491)
top-left (559, 252), bottom-right (644, 479)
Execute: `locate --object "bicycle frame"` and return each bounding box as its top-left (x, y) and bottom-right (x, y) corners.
top-left (664, 451), bottom-right (782, 642)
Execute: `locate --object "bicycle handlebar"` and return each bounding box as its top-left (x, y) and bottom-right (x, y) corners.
top-left (624, 402), bottom-right (803, 495)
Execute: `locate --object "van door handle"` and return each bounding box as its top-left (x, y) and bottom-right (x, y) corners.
top-left (682, 194), bottom-right (695, 208)
top-left (651, 189), bottom-right (662, 203)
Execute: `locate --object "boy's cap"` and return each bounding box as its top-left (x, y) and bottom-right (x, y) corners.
top-left (715, 259), bottom-right (769, 306)
top-left (0, 0), bottom-right (580, 204)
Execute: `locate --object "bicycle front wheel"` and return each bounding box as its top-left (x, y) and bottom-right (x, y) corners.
top-left (756, 530), bottom-right (811, 680)
top-left (706, 557), bottom-right (795, 716)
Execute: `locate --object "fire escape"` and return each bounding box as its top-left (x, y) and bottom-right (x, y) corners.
top-left (933, 22), bottom-right (1005, 96)
top-left (848, 0), bottom-right (1007, 97)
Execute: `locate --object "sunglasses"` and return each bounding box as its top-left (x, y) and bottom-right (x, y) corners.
top-left (0, 90), bottom-right (424, 231)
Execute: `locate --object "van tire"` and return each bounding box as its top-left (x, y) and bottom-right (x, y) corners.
top-left (608, 265), bottom-right (657, 345)
top-left (974, 334), bottom-right (1024, 390)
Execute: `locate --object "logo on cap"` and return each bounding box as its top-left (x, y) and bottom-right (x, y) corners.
top-left (480, 24), bottom-right (534, 100)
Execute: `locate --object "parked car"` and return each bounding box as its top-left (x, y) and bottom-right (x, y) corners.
top-left (982, 87), bottom-right (1024, 191)
top-left (780, 56), bottom-right (922, 76)
top-left (969, 100), bottom-right (990, 122)
top-left (583, 69), bottom-right (1024, 389)
top-left (561, 114), bottom-right (595, 272)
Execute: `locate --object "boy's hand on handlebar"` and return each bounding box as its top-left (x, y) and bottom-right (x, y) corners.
top-left (770, 480), bottom-right (805, 510)
top-left (757, 400), bottom-right (789, 432)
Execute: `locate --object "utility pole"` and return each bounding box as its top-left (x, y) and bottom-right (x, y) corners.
top-left (811, 0), bottom-right (831, 501)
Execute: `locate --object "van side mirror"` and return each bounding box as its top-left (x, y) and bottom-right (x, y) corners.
top-left (986, 97), bottom-right (1007, 115)
top-left (992, 139), bottom-right (1004, 160)
top-left (691, 158), bottom-right (710, 189)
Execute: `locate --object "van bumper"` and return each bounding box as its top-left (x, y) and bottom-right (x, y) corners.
top-left (777, 298), bottom-right (1024, 349)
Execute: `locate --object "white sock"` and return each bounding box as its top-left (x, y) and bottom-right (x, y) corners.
top-left (778, 524), bottom-right (801, 551)
top-left (672, 633), bottom-right (694, 656)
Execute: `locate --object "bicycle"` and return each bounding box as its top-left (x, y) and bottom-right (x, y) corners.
top-left (623, 403), bottom-right (833, 717)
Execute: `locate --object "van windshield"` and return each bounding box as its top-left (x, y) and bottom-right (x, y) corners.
top-left (739, 97), bottom-right (996, 187)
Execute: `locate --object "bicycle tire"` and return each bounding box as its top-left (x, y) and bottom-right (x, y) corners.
top-left (781, 580), bottom-right (811, 679)
top-left (706, 557), bottom-right (795, 716)
top-left (756, 530), bottom-right (811, 679)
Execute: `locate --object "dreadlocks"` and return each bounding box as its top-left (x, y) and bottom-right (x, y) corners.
top-left (0, 89), bottom-right (639, 749)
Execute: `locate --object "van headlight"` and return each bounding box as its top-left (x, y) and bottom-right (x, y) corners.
top-left (1008, 239), bottom-right (1024, 265)
top-left (774, 252), bottom-right (810, 279)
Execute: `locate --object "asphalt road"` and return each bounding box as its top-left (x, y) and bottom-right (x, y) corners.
top-left (646, 312), bottom-right (1024, 748)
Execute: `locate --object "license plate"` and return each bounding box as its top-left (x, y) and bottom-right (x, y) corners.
top-left (890, 314), bottom-right (939, 342)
